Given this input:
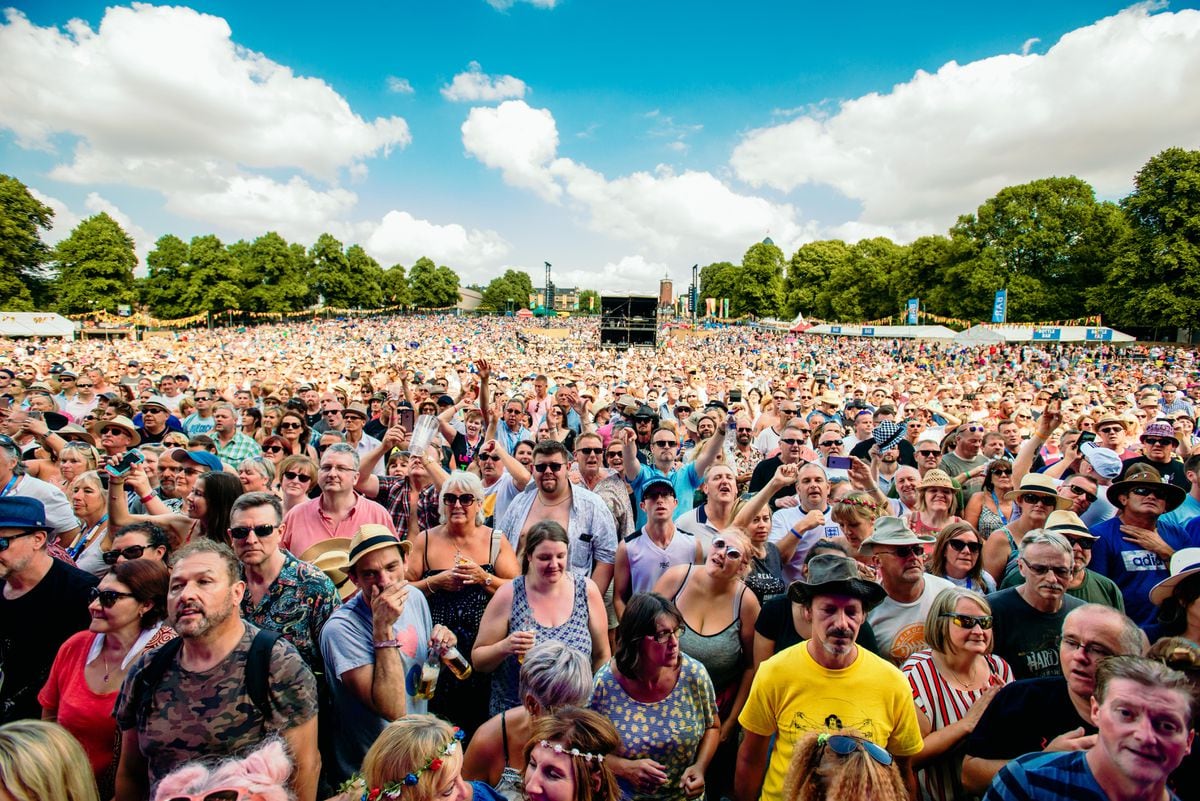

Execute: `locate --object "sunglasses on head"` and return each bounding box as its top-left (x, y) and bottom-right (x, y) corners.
top-left (711, 537), bottom-right (742, 560)
top-left (282, 470), bottom-right (312, 483)
top-left (229, 524), bottom-right (275, 540)
top-left (533, 462), bottom-right (564, 473)
top-left (940, 612), bottom-right (993, 630)
top-left (102, 545), bottom-right (148, 564)
top-left (89, 587), bottom-right (135, 608)
top-left (820, 734), bottom-right (893, 766)
top-left (947, 539), bottom-right (982, 554)
top-left (443, 493), bottom-right (476, 507)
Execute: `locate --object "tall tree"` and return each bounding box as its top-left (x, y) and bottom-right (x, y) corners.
top-left (785, 240), bottom-right (850, 318)
top-left (736, 241), bottom-right (785, 317)
top-left (238, 232), bottom-right (311, 312)
top-left (141, 234), bottom-right (191, 318)
top-left (181, 235), bottom-right (243, 313)
top-left (816, 237), bottom-right (904, 321)
top-left (381, 264), bottom-right (412, 306)
top-left (576, 288), bottom-right (600, 314)
top-left (0, 175), bottom-right (54, 310)
top-left (1095, 147), bottom-right (1200, 328)
top-left (480, 269), bottom-right (534, 311)
top-left (409, 257), bottom-right (460, 308)
top-left (699, 261), bottom-right (738, 315)
top-left (53, 212), bottom-right (137, 314)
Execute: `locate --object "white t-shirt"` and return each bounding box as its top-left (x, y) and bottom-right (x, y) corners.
top-left (868, 573), bottom-right (956, 664)
top-left (769, 506), bottom-right (844, 583)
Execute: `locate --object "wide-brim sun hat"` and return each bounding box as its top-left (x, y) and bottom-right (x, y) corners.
top-left (1149, 547), bottom-right (1200, 605)
top-left (1003, 473), bottom-right (1071, 510)
top-left (1106, 464), bottom-right (1186, 512)
top-left (1043, 509), bottom-right (1097, 540)
top-left (89, 415), bottom-right (141, 446)
top-left (917, 469), bottom-right (955, 491)
top-left (860, 515), bottom-right (935, 554)
top-left (787, 553), bottom-right (886, 609)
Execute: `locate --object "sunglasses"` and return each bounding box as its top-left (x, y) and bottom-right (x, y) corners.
top-left (0, 531), bottom-right (38, 552)
top-left (577, 447), bottom-right (603, 456)
top-left (940, 612), bottom-right (994, 630)
top-left (990, 468), bottom-right (1011, 476)
top-left (736, 427), bottom-right (752, 432)
top-left (821, 734), bottom-right (893, 767)
top-left (606, 451), bottom-right (623, 460)
top-left (947, 539), bottom-right (982, 554)
top-left (965, 425), bottom-right (985, 433)
top-left (653, 440), bottom-right (678, 447)
top-left (533, 463), bottom-right (564, 473)
top-left (475, 454), bottom-right (499, 462)
top-left (711, 538), bottom-right (743, 560)
top-left (1098, 426), bottom-right (1124, 434)
top-left (443, 493), bottom-right (476, 507)
top-left (89, 587), bottom-right (135, 608)
top-left (102, 545), bottom-right (148, 564)
top-left (1063, 484), bottom-right (1097, 502)
top-left (918, 449), bottom-right (941, 457)
top-left (1143, 437), bottom-right (1175, 447)
top-left (880, 544), bottom-right (924, 559)
top-left (1131, 486), bottom-right (1172, 500)
top-left (100, 427), bottom-right (129, 437)
top-left (819, 439), bottom-right (843, 447)
top-left (646, 625), bottom-right (684, 644)
top-left (230, 524), bottom-right (276, 540)
top-left (263, 445), bottom-right (285, 454)
top-left (1020, 493), bottom-right (1058, 506)
top-left (165, 790), bottom-right (255, 801)
top-left (282, 470), bottom-right (312, 483)
top-left (1064, 535), bottom-right (1095, 550)
top-left (779, 437), bottom-right (804, 446)
top-left (1021, 559), bottom-right (1072, 580)
top-left (278, 422), bottom-right (303, 430)
top-left (76, 383), bottom-right (94, 388)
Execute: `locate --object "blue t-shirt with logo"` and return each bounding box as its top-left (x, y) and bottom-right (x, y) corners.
top-left (1088, 515), bottom-right (1199, 628)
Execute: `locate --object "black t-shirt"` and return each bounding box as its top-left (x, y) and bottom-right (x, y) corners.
top-left (1120, 455), bottom-right (1189, 492)
top-left (963, 676), bottom-right (1093, 760)
top-left (364, 418), bottom-right (387, 440)
top-left (988, 588), bottom-right (1083, 680)
top-left (754, 594), bottom-right (881, 656)
top-left (138, 427), bottom-right (168, 445)
top-left (0, 558), bottom-right (98, 722)
top-left (849, 437), bottom-right (918, 468)
top-left (748, 456), bottom-right (795, 510)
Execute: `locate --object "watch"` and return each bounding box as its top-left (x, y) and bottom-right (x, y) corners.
top-left (484, 575), bottom-right (494, 588)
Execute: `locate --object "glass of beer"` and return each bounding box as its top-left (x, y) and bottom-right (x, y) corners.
top-left (442, 645), bottom-right (473, 680)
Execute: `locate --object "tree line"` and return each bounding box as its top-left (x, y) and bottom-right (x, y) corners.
top-left (1, 146), bottom-right (1197, 326)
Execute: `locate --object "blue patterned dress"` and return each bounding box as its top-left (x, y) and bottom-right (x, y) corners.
top-left (590, 654), bottom-right (717, 801)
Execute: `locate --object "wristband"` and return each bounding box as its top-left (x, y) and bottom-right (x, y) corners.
top-left (374, 639), bottom-right (402, 649)
top-left (791, 525), bottom-right (805, 540)
top-left (139, 492), bottom-right (155, 504)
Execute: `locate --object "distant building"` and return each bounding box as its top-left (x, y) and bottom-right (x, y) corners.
top-left (458, 286), bottom-right (483, 312)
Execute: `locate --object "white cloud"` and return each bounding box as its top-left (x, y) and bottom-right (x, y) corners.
top-left (386, 76), bottom-right (414, 94)
top-left (644, 109), bottom-right (703, 153)
top-left (730, 4), bottom-right (1200, 241)
top-left (27, 188), bottom-right (152, 272)
top-left (27, 188), bottom-right (81, 245)
top-left (485, 0), bottom-right (558, 10)
top-left (441, 61), bottom-right (528, 102)
top-left (552, 254), bottom-right (670, 293)
top-left (1021, 37), bottom-right (1040, 55)
top-left (462, 100), bottom-right (812, 263)
top-left (364, 210), bottom-right (510, 271)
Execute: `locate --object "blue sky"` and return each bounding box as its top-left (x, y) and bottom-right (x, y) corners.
top-left (2, 1), bottom-right (1199, 294)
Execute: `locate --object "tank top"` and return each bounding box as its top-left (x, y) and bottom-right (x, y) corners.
top-left (624, 526), bottom-right (697, 595)
top-left (490, 574), bottom-right (593, 715)
top-left (978, 495), bottom-right (1019, 542)
top-left (672, 565), bottom-right (746, 694)
top-left (494, 710), bottom-right (524, 801)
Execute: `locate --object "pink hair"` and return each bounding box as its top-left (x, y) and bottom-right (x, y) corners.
top-left (153, 739), bottom-right (293, 801)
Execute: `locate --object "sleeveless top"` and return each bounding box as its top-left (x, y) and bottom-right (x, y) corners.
top-left (673, 565), bottom-right (747, 694)
top-left (490, 574), bottom-right (593, 715)
top-left (493, 710), bottom-right (524, 801)
top-left (624, 526), bottom-right (697, 595)
top-left (978, 497), bottom-right (1019, 542)
top-left (743, 542), bottom-right (786, 602)
top-left (999, 526), bottom-right (1022, 585)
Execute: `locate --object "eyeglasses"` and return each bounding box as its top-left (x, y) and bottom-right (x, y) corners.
top-left (940, 612), bottom-right (993, 630)
top-left (918, 449), bottom-right (941, 457)
top-left (282, 471), bottom-right (312, 483)
top-left (946, 539), bottom-right (982, 554)
top-left (819, 439), bottom-right (842, 447)
top-left (475, 454), bottom-right (499, 462)
top-left (319, 464), bottom-right (356, 474)
top-left (180, 467), bottom-right (207, 477)
top-left (1021, 559), bottom-right (1072, 580)
top-left (102, 545), bottom-right (148, 564)
top-left (229, 524), bottom-right (276, 540)
top-left (263, 445), bottom-right (285, 454)
top-left (89, 587), bottom-right (135, 608)
top-left (443, 493), bottom-right (476, 507)
top-left (533, 462), bottom-right (564, 473)
top-left (779, 437), bottom-right (803, 446)
top-left (880, 544), bottom-right (925, 559)
top-left (645, 625), bottom-right (684, 644)
top-left (1063, 484), bottom-right (1097, 502)
top-left (711, 537), bottom-right (743, 559)
top-left (278, 422), bottom-right (303, 430)
top-left (1143, 437), bottom-right (1175, 447)
top-left (0, 531), bottom-right (38, 552)
top-left (820, 734), bottom-right (893, 767)
top-left (1020, 493), bottom-right (1058, 506)
top-left (1131, 486), bottom-right (1172, 500)
top-left (577, 447), bottom-right (603, 456)
top-left (1061, 636), bottom-right (1115, 660)
top-left (653, 440), bottom-right (678, 447)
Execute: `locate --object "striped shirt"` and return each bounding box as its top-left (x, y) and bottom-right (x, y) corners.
top-left (984, 750), bottom-right (1179, 801)
top-left (902, 650), bottom-right (1014, 801)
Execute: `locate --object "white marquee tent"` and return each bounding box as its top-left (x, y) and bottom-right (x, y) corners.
top-left (952, 325), bottom-right (1134, 344)
top-left (0, 313), bottom-right (76, 338)
top-left (802, 324), bottom-right (957, 339)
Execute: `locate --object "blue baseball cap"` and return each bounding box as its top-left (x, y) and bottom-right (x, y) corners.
top-left (169, 449), bottom-right (224, 474)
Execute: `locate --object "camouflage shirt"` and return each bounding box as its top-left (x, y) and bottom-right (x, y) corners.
top-left (115, 622), bottom-right (317, 786)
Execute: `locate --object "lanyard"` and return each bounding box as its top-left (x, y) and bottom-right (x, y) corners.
top-left (0, 475), bottom-right (17, 498)
top-left (69, 514), bottom-right (109, 561)
top-left (989, 492), bottom-right (1011, 526)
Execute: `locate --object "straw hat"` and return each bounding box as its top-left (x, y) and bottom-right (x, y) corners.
top-left (1004, 473), bottom-right (1070, 510)
top-left (1150, 548), bottom-right (1200, 605)
top-left (89, 415), bottom-right (140, 446)
top-left (299, 537), bottom-right (356, 600)
top-left (346, 524), bottom-right (411, 568)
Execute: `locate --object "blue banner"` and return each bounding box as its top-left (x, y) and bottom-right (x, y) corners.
top-left (830, 326), bottom-right (842, 334)
top-left (1086, 328), bottom-right (1112, 341)
top-left (906, 298), bottom-right (919, 325)
top-left (1032, 327), bottom-right (1062, 341)
top-left (992, 289), bottom-right (1007, 323)
top-left (862, 327), bottom-right (875, 336)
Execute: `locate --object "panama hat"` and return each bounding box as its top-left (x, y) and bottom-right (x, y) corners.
top-left (1150, 548), bottom-right (1200, 605)
top-left (1004, 473), bottom-right (1070, 510)
top-left (346, 524), bottom-right (411, 568)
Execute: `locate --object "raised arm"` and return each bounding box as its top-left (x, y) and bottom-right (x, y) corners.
top-left (357, 424), bottom-right (407, 498)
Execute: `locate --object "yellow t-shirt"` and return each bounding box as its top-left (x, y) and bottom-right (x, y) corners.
top-left (738, 641), bottom-right (923, 800)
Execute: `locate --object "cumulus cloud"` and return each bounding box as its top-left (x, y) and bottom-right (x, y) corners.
top-left (28, 188), bottom-right (152, 271)
top-left (552, 254), bottom-right (670, 293)
top-left (386, 76), bottom-right (415, 94)
top-left (485, 0), bottom-right (558, 10)
top-left (730, 4), bottom-right (1200, 240)
top-left (364, 211), bottom-right (510, 271)
top-left (441, 61), bottom-right (528, 103)
top-left (462, 100), bottom-right (811, 262)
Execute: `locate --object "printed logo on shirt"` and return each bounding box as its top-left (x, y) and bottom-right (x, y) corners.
top-left (889, 623), bottom-right (928, 663)
top-left (786, 709), bottom-right (879, 742)
top-left (1121, 549), bottom-right (1166, 572)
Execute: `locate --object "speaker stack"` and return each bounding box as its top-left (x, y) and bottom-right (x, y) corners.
top-left (599, 295), bottom-right (658, 349)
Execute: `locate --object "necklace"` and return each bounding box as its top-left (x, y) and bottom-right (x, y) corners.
top-left (939, 656), bottom-right (982, 690)
top-left (102, 654), bottom-right (113, 684)
top-left (538, 493), bottom-right (570, 507)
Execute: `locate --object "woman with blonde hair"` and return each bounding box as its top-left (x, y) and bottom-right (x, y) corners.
top-left (523, 707), bottom-right (621, 801)
top-left (781, 730), bottom-right (907, 801)
top-left (347, 714), bottom-right (474, 801)
top-left (0, 719), bottom-right (100, 801)
top-left (67, 471), bottom-right (112, 577)
top-left (830, 491), bottom-right (887, 569)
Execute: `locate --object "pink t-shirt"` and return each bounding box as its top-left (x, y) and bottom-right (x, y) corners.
top-left (38, 630), bottom-right (121, 778)
top-left (281, 492), bottom-right (396, 557)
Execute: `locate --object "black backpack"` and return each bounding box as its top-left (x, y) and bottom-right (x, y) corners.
top-left (133, 628), bottom-right (281, 725)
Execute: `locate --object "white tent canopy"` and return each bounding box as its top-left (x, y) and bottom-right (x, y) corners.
top-left (952, 325), bottom-right (1134, 344)
top-left (802, 324), bottom-right (956, 339)
top-left (0, 313), bottom-right (75, 338)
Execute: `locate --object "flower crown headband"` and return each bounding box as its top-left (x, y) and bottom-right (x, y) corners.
top-left (343, 728), bottom-right (465, 801)
top-left (836, 496), bottom-right (880, 511)
top-left (537, 739), bottom-right (606, 763)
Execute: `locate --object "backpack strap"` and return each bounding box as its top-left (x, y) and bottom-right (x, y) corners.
top-left (134, 637), bottom-right (184, 723)
top-left (246, 628), bottom-right (283, 725)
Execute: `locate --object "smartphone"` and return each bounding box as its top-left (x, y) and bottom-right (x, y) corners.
top-left (827, 455), bottom-right (853, 470)
top-left (104, 449), bottom-right (145, 478)
top-left (729, 389), bottom-right (743, 403)
top-left (398, 407), bottom-right (415, 431)
top-left (1078, 431), bottom-right (1096, 445)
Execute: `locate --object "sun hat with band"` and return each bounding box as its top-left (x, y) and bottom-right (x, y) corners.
top-left (1149, 548), bottom-right (1200, 605)
top-left (787, 552), bottom-right (886, 609)
top-left (1004, 473), bottom-right (1070, 510)
top-left (299, 537), bottom-right (357, 600)
top-left (89, 415), bottom-right (141, 446)
top-left (860, 516), bottom-right (935, 554)
top-left (872, 420), bottom-right (907, 454)
top-left (916, 469), bottom-right (956, 492)
top-left (1043, 509), bottom-right (1097, 541)
top-left (1106, 464), bottom-right (1185, 512)
top-left (347, 524), bottom-right (411, 569)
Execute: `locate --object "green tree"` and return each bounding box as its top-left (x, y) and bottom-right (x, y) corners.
top-left (309, 233), bottom-right (356, 307)
top-left (1095, 148), bottom-right (1200, 328)
top-left (480, 269), bottom-right (534, 312)
top-left (785, 240), bottom-right (850, 318)
top-left (52, 212), bottom-right (137, 314)
top-left (141, 234), bottom-right (191, 317)
top-left (815, 237), bottom-right (904, 321)
top-left (409, 257), bottom-right (460, 308)
top-left (237, 232), bottom-right (311, 312)
top-left (381, 264), bottom-right (412, 306)
top-left (699, 261), bottom-right (738, 315)
top-left (345, 244), bottom-right (385, 308)
top-left (735, 241), bottom-right (785, 317)
top-left (181, 235), bottom-right (242, 313)
top-left (0, 175), bottom-right (54, 310)
top-left (576, 288), bottom-right (600, 314)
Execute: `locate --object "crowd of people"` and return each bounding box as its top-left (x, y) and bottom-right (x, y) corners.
top-left (1, 313), bottom-right (1199, 801)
